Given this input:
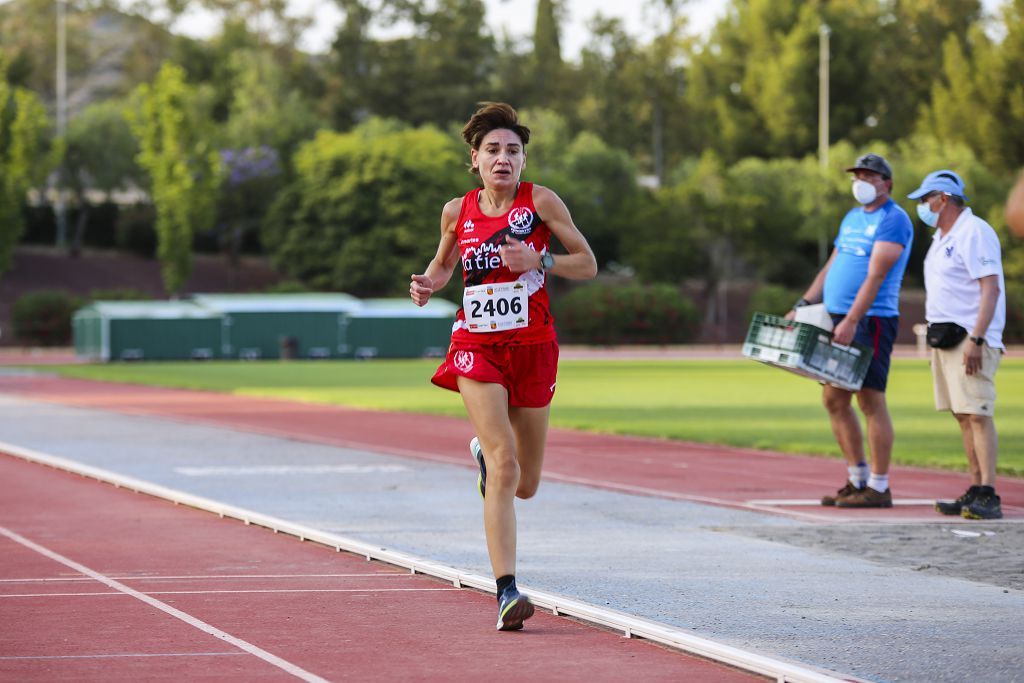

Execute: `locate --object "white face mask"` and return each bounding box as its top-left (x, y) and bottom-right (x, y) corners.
top-left (852, 179), bottom-right (877, 205)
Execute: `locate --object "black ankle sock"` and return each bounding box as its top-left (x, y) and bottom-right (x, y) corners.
top-left (978, 485), bottom-right (996, 496)
top-left (496, 574), bottom-right (516, 601)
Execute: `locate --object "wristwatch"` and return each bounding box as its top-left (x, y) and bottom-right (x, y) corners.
top-left (969, 336), bottom-right (985, 346)
top-left (539, 252), bottom-right (555, 273)
top-left (792, 297), bottom-right (811, 310)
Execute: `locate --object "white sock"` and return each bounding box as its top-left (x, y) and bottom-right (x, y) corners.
top-left (848, 464), bottom-right (868, 488)
top-left (867, 473), bottom-right (889, 493)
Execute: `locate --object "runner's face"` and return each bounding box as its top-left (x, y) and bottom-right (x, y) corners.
top-left (472, 129), bottom-right (525, 190)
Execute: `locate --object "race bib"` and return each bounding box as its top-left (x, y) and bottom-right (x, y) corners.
top-left (463, 281), bottom-right (529, 333)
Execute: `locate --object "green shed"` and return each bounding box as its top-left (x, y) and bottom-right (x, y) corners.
top-left (345, 298), bottom-right (457, 359)
top-left (73, 301), bottom-right (223, 362)
top-left (190, 293), bottom-right (362, 360)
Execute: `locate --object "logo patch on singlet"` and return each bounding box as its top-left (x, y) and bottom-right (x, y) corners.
top-left (463, 219), bottom-right (475, 232)
top-left (453, 350), bottom-right (475, 373)
top-left (508, 207), bottom-right (534, 236)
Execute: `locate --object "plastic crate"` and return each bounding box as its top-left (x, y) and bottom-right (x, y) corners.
top-left (741, 312), bottom-right (873, 391)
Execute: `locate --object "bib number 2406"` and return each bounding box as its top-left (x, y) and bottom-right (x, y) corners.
top-left (463, 282), bottom-right (529, 333)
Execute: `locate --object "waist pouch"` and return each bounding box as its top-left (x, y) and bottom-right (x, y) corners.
top-left (926, 322), bottom-right (968, 349)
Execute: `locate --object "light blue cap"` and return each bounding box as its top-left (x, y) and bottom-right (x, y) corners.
top-left (907, 169), bottom-right (969, 201)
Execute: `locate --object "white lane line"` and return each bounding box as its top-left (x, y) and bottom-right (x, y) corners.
top-left (2, 587), bottom-right (460, 598)
top-left (174, 464), bottom-right (409, 477)
top-left (0, 525), bottom-right (329, 683)
top-left (0, 573), bottom-right (406, 583)
top-left (1, 652), bottom-right (246, 661)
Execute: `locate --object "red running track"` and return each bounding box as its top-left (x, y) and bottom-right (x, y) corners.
top-left (0, 454), bottom-right (761, 682)
top-left (1, 375), bottom-right (1021, 522)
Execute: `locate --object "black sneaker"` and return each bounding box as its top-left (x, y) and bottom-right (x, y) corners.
top-left (496, 586), bottom-right (534, 631)
top-left (962, 491), bottom-right (1002, 520)
top-left (469, 437), bottom-right (486, 499)
top-left (935, 486), bottom-right (981, 516)
top-left (821, 481), bottom-right (862, 506)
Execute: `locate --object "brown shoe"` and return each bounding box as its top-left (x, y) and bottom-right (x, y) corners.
top-left (836, 486), bottom-right (893, 508)
top-left (821, 481), bottom-right (861, 506)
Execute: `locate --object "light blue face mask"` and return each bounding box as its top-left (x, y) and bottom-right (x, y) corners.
top-left (917, 201), bottom-right (940, 227)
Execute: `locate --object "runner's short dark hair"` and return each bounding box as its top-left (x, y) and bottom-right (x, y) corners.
top-left (462, 102), bottom-right (531, 150)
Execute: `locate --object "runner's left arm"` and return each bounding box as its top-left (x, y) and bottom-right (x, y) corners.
top-left (523, 185), bottom-right (597, 280)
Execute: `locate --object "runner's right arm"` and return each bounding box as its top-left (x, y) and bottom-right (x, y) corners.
top-left (410, 197), bottom-right (462, 306)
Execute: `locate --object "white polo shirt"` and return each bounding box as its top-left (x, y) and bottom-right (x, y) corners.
top-left (924, 207), bottom-right (1006, 349)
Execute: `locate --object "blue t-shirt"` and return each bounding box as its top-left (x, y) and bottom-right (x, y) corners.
top-left (823, 199), bottom-right (913, 317)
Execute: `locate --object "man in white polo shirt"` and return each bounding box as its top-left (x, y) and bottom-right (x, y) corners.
top-left (909, 169), bottom-right (1007, 520)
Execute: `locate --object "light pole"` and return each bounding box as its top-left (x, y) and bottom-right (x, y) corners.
top-left (817, 23), bottom-right (831, 265)
top-left (54, 0), bottom-right (68, 250)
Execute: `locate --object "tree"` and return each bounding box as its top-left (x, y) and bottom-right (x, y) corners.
top-left (919, 1), bottom-right (1024, 173)
top-left (63, 99), bottom-right (141, 255)
top-left (527, 129), bottom-right (639, 268)
top-left (530, 0), bottom-right (565, 106)
top-left (262, 119), bottom-right (471, 295)
top-left (326, 0), bottom-right (496, 130)
top-left (210, 48), bottom-right (319, 273)
top-left (126, 62), bottom-right (221, 295)
top-left (0, 69), bottom-right (52, 276)
top-left (681, 0), bottom-right (983, 162)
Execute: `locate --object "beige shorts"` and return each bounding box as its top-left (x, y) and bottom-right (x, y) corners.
top-left (931, 338), bottom-right (1002, 416)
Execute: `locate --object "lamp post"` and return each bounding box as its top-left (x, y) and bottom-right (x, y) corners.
top-left (817, 23), bottom-right (830, 265)
top-left (54, 0), bottom-right (68, 250)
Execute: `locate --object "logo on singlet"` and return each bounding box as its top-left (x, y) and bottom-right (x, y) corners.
top-left (508, 207), bottom-right (534, 236)
top-left (453, 350), bottom-right (475, 372)
top-left (463, 220), bottom-right (475, 232)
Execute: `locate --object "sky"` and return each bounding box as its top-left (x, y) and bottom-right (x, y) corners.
top-left (164, 0), bottom-right (731, 56)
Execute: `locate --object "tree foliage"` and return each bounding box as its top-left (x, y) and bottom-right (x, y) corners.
top-left (3, 0), bottom-right (1024, 342)
top-left (126, 62), bottom-right (221, 295)
top-left (0, 69), bottom-right (52, 276)
top-left (326, 0), bottom-right (495, 130)
top-left (262, 119), bottom-right (472, 295)
top-left (919, 0), bottom-right (1024, 173)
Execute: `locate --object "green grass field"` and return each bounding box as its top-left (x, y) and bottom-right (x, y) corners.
top-left (42, 358), bottom-right (1024, 476)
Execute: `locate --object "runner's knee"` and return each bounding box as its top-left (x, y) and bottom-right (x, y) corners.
top-left (488, 453), bottom-right (521, 492)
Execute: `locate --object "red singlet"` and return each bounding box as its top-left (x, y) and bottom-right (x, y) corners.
top-left (450, 182), bottom-right (555, 346)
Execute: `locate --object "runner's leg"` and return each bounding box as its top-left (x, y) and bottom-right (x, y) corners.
top-left (457, 376), bottom-right (519, 578)
top-left (508, 406), bottom-right (551, 499)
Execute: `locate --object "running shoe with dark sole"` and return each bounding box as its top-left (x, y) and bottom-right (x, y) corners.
top-left (962, 492), bottom-right (1002, 520)
top-left (821, 481), bottom-right (862, 506)
top-left (496, 587), bottom-right (534, 631)
top-left (935, 486), bottom-right (981, 516)
top-left (469, 437), bottom-right (486, 499)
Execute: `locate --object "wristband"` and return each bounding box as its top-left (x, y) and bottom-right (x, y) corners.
top-left (792, 297), bottom-right (811, 310)
top-left (969, 336), bottom-right (985, 346)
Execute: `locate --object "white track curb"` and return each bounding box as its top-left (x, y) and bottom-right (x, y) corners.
top-left (1, 440), bottom-right (861, 683)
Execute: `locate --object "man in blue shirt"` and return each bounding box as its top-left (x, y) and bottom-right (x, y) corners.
top-left (789, 153), bottom-right (914, 508)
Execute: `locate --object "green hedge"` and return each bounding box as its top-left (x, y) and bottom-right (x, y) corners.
top-left (554, 281), bottom-right (700, 345)
top-left (746, 283), bottom-right (804, 319)
top-left (10, 288), bottom-right (152, 346)
top-left (11, 290), bottom-right (84, 346)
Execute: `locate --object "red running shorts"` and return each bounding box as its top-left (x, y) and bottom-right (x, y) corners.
top-left (431, 340), bottom-right (559, 408)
